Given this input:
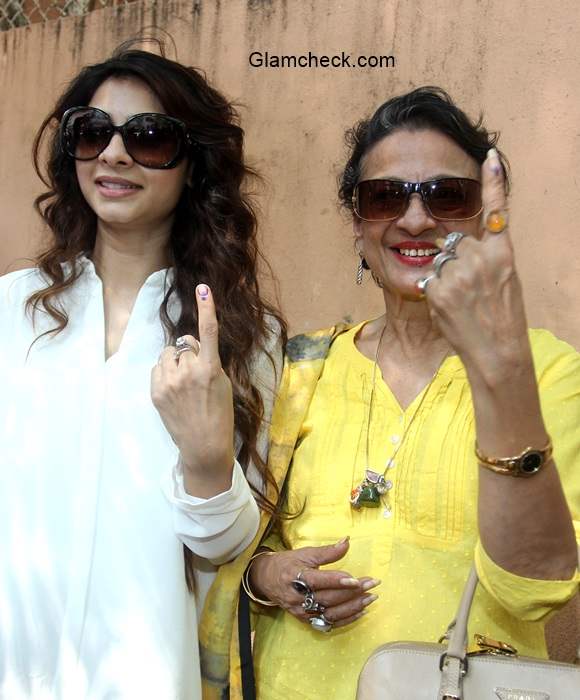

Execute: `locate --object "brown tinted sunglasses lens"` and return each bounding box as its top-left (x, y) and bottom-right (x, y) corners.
top-left (67, 110), bottom-right (112, 159)
top-left (424, 179), bottom-right (482, 219)
top-left (123, 115), bottom-right (182, 168)
top-left (356, 180), bottom-right (406, 220)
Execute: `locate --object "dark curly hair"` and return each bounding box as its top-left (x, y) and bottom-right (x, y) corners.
top-left (339, 86), bottom-right (510, 213)
top-left (28, 45), bottom-right (287, 591)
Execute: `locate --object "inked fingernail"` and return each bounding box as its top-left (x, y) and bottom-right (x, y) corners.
top-left (363, 594), bottom-right (378, 606)
top-left (197, 284), bottom-right (209, 299)
top-left (362, 578), bottom-right (381, 591)
top-left (339, 577), bottom-right (360, 587)
top-left (487, 148), bottom-right (501, 175)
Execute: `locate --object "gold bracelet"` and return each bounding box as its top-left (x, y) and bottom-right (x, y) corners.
top-left (241, 550), bottom-right (278, 607)
top-left (475, 437), bottom-right (553, 477)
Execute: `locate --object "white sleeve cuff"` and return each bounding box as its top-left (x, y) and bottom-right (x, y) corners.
top-left (164, 459), bottom-right (260, 565)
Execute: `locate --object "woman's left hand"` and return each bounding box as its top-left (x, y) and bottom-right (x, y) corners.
top-left (151, 284), bottom-right (235, 494)
top-left (422, 149), bottom-right (532, 382)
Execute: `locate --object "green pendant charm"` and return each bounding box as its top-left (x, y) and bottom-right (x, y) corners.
top-left (358, 484), bottom-right (381, 507)
top-left (350, 481), bottom-right (381, 508)
top-left (351, 469), bottom-right (391, 509)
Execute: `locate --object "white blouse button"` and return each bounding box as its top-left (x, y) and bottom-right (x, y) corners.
top-left (390, 434), bottom-right (400, 444)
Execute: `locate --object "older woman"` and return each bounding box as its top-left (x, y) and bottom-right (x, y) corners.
top-left (199, 87), bottom-right (579, 699)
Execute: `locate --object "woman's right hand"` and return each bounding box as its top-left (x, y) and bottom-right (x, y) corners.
top-left (249, 538), bottom-right (380, 628)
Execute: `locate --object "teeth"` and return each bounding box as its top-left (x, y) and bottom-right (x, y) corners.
top-left (100, 181), bottom-right (138, 190)
top-left (397, 248), bottom-right (439, 257)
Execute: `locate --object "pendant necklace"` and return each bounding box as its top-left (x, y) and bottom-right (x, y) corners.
top-left (350, 323), bottom-right (446, 512)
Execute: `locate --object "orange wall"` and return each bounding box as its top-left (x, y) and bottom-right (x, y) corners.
top-left (1, 0), bottom-right (579, 349)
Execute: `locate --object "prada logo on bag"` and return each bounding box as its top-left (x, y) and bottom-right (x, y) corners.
top-left (494, 689), bottom-right (549, 700)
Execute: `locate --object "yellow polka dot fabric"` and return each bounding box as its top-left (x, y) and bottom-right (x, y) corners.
top-left (253, 323), bottom-right (580, 700)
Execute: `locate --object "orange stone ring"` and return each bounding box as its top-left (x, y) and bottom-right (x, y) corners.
top-left (485, 209), bottom-right (509, 234)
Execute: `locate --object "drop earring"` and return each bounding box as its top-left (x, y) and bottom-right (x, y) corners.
top-left (356, 255), bottom-right (370, 285)
top-left (356, 257), bottom-right (364, 285)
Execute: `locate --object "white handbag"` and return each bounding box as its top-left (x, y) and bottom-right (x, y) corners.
top-left (356, 563), bottom-right (580, 699)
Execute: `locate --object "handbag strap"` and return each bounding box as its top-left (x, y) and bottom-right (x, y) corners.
top-left (238, 583), bottom-right (257, 700)
top-left (437, 564), bottom-right (478, 700)
top-left (444, 564), bottom-right (479, 661)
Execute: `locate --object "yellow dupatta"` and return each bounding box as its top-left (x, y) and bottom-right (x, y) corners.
top-left (199, 325), bottom-right (350, 699)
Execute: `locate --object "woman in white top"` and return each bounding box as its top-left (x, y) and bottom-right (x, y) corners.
top-left (0, 45), bottom-right (284, 699)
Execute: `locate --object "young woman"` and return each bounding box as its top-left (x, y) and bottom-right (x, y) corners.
top-left (0, 47), bottom-right (284, 699)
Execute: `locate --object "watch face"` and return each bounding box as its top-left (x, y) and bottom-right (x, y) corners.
top-left (521, 451), bottom-right (543, 474)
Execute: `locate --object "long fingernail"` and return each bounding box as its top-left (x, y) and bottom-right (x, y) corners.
top-left (339, 577), bottom-right (360, 587)
top-left (356, 610), bottom-right (369, 619)
top-left (363, 594), bottom-right (378, 606)
top-left (362, 578), bottom-right (381, 591)
top-left (336, 535), bottom-right (350, 546)
top-left (197, 284), bottom-right (209, 300)
top-left (487, 148), bottom-right (501, 175)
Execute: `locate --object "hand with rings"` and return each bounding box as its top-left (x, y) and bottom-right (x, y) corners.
top-left (248, 538), bottom-right (380, 631)
top-left (151, 284), bottom-right (235, 496)
top-left (416, 148), bottom-right (526, 375)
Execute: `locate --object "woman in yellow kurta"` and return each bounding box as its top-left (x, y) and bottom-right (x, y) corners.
top-left (198, 87), bottom-right (579, 700)
top-left (250, 323), bottom-right (579, 699)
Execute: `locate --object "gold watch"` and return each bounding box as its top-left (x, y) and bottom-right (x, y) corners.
top-left (475, 438), bottom-right (553, 477)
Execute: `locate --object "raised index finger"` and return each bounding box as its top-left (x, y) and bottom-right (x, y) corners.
top-left (196, 284), bottom-right (220, 364)
top-left (480, 147), bottom-right (508, 240)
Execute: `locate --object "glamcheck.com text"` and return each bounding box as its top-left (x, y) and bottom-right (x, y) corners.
top-left (248, 51), bottom-right (396, 69)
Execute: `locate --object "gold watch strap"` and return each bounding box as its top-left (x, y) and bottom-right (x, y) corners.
top-left (475, 437), bottom-right (553, 477)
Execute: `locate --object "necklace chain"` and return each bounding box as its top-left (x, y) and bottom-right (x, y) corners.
top-left (351, 322), bottom-right (447, 510)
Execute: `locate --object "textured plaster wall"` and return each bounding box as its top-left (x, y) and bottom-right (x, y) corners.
top-left (0, 0), bottom-right (578, 661)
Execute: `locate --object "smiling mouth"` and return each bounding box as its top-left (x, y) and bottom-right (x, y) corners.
top-left (389, 243), bottom-right (441, 267)
top-left (391, 246), bottom-right (439, 257)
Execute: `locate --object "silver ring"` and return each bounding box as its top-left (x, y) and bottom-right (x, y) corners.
top-left (291, 571), bottom-right (312, 596)
top-left (433, 251), bottom-right (457, 277)
top-left (302, 592), bottom-right (325, 614)
top-left (175, 336), bottom-right (196, 359)
top-left (442, 231), bottom-right (465, 253)
top-left (310, 614), bottom-right (333, 633)
top-left (417, 274), bottom-right (436, 294)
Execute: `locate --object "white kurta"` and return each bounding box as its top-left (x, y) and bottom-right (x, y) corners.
top-left (0, 258), bottom-right (277, 700)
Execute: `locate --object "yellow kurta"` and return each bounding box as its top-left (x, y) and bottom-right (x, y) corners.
top-left (253, 322), bottom-right (580, 700)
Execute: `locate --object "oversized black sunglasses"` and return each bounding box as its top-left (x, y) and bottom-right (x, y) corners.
top-left (60, 106), bottom-right (196, 169)
top-left (353, 178), bottom-right (483, 222)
